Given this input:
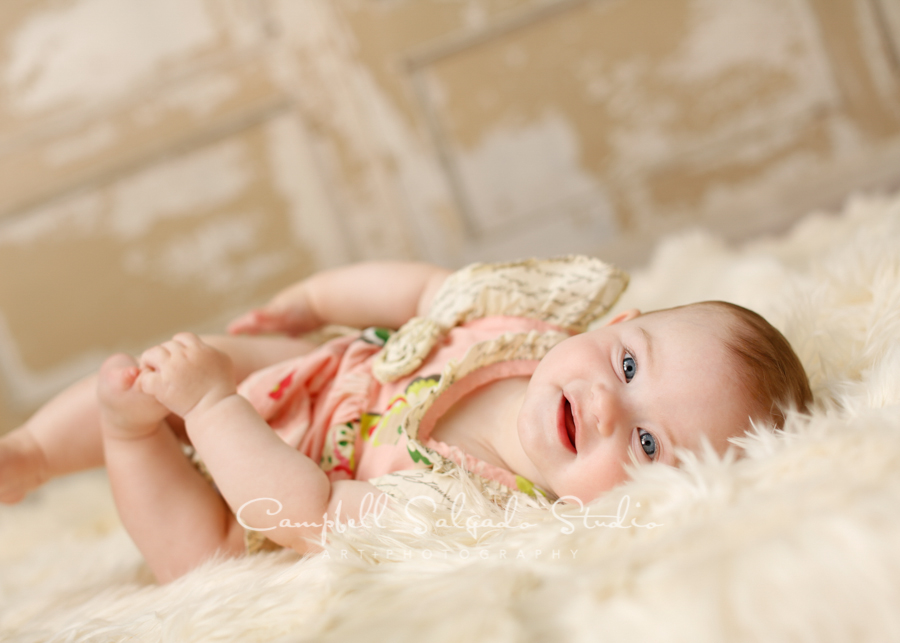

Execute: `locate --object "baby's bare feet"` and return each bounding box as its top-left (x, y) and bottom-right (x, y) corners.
top-left (98, 354), bottom-right (170, 441)
top-left (0, 428), bottom-right (49, 504)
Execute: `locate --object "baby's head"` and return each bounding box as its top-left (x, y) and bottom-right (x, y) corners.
top-left (671, 300), bottom-right (813, 428)
top-left (516, 301), bottom-right (812, 502)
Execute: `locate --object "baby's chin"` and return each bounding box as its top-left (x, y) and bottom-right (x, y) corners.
top-left (552, 467), bottom-right (635, 505)
top-left (551, 482), bottom-right (615, 506)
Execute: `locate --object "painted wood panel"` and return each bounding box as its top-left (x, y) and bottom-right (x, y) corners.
top-left (0, 115), bottom-right (349, 411)
top-left (266, 0), bottom-right (900, 268)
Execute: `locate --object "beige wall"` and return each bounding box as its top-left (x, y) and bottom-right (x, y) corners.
top-left (2, 0), bottom-right (900, 434)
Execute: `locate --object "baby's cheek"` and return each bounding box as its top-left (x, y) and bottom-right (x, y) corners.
top-left (517, 386), bottom-right (543, 427)
top-left (573, 459), bottom-right (630, 502)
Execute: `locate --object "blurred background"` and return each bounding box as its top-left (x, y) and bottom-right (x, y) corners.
top-left (2, 0), bottom-right (900, 434)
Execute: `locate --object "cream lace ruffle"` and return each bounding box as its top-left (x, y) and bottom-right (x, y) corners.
top-left (372, 255), bottom-right (629, 383)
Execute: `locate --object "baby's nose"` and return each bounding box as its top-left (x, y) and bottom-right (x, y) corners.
top-left (590, 385), bottom-right (626, 438)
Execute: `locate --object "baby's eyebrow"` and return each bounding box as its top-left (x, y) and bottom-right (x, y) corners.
top-left (639, 327), bottom-right (654, 367)
top-left (636, 326), bottom-right (679, 462)
top-left (635, 326), bottom-right (704, 465)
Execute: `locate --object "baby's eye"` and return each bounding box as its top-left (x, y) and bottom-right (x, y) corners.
top-left (638, 429), bottom-right (657, 459)
top-left (622, 354), bottom-right (637, 382)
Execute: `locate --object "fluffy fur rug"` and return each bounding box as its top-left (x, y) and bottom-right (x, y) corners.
top-left (2, 192), bottom-right (900, 642)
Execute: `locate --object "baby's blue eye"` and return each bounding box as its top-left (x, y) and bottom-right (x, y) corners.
top-left (623, 355), bottom-right (636, 382)
top-left (639, 429), bottom-right (657, 459)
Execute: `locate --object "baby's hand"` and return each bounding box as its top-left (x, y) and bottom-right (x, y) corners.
top-left (138, 333), bottom-right (237, 420)
top-left (226, 281), bottom-right (321, 336)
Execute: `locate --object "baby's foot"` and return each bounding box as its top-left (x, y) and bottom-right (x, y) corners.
top-left (0, 427), bottom-right (49, 504)
top-left (98, 354), bottom-right (170, 441)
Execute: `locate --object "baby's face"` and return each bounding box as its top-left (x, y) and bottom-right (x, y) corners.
top-left (517, 306), bottom-right (752, 503)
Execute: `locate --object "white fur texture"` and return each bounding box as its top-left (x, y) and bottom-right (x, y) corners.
top-left (2, 192), bottom-right (900, 642)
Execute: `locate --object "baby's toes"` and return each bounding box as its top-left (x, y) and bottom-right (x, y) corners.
top-left (97, 354), bottom-right (141, 404)
top-left (98, 353), bottom-right (168, 426)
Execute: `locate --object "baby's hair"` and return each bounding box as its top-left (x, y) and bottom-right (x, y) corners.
top-left (682, 301), bottom-right (812, 429)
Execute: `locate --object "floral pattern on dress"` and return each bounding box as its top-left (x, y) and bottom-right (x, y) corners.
top-left (319, 421), bottom-right (358, 479)
top-left (316, 374), bottom-right (442, 479)
top-left (366, 375), bottom-right (441, 447)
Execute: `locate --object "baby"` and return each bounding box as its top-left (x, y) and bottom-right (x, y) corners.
top-left (0, 257), bottom-right (812, 583)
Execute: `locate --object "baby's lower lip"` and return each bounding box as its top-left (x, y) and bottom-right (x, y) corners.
top-left (557, 395), bottom-right (577, 454)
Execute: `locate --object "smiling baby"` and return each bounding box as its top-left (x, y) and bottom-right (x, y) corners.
top-left (0, 257), bottom-right (811, 582)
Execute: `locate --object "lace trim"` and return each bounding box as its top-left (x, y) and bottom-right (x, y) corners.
top-left (372, 256), bottom-right (628, 383)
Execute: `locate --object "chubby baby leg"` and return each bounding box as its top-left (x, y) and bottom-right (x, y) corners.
top-left (0, 427), bottom-right (49, 504)
top-left (0, 373), bottom-right (102, 504)
top-left (0, 333), bottom-right (317, 505)
top-left (98, 354), bottom-right (245, 583)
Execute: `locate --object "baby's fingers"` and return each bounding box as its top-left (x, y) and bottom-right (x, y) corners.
top-left (172, 331), bottom-right (202, 348)
top-left (226, 309), bottom-right (280, 335)
top-left (139, 344), bottom-right (171, 370)
top-left (136, 368), bottom-right (162, 398)
top-left (226, 310), bottom-right (257, 335)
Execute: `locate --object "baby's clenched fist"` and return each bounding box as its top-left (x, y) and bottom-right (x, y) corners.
top-left (138, 332), bottom-right (237, 419)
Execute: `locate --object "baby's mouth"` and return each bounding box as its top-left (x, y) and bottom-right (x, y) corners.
top-left (558, 395), bottom-right (577, 453)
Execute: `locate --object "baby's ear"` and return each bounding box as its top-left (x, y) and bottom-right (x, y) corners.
top-left (605, 308), bottom-right (641, 326)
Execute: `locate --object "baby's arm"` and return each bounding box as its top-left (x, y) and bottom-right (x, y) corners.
top-left (228, 261), bottom-right (452, 336)
top-left (138, 333), bottom-right (383, 552)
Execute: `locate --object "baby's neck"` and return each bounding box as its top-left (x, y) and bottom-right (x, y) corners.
top-left (427, 376), bottom-right (530, 472)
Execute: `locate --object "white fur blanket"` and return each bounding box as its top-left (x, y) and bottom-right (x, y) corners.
top-left (2, 192), bottom-right (900, 642)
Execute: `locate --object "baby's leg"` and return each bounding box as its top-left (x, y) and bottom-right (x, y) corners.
top-left (98, 353), bottom-right (245, 583)
top-left (0, 373), bottom-right (98, 503)
top-left (0, 334), bottom-right (317, 504)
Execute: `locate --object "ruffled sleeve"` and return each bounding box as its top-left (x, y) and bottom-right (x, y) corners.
top-left (372, 255), bottom-right (628, 383)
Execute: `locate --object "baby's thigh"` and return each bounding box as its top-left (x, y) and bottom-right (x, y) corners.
top-left (223, 510), bottom-right (250, 556)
